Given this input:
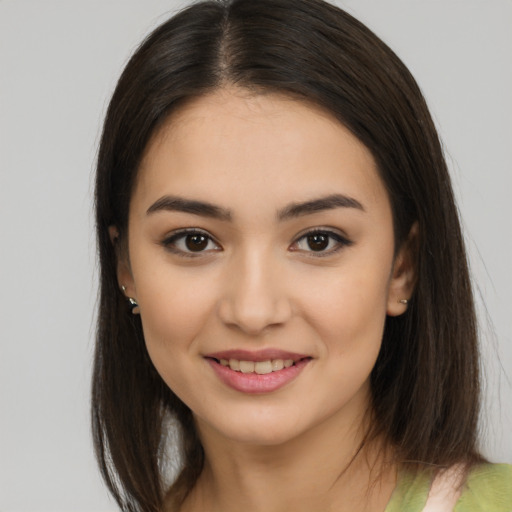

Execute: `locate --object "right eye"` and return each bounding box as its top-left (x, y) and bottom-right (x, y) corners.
top-left (162, 229), bottom-right (221, 257)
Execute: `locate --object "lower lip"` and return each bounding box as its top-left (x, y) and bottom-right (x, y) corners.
top-left (206, 358), bottom-right (311, 394)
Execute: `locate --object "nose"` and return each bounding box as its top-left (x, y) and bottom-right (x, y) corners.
top-left (217, 249), bottom-right (292, 335)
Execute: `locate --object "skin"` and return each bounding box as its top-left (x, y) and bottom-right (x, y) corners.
top-left (117, 88), bottom-right (416, 512)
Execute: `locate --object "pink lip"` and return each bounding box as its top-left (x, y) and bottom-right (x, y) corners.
top-left (205, 351), bottom-right (311, 394)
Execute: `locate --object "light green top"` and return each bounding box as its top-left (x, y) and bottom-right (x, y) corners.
top-left (385, 464), bottom-right (512, 512)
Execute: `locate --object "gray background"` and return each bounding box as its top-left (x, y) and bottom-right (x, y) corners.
top-left (0, 0), bottom-right (510, 510)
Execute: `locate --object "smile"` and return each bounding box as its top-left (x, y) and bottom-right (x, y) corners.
top-left (205, 351), bottom-right (312, 394)
top-left (218, 358), bottom-right (295, 374)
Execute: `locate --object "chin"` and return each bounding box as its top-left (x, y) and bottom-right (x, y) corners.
top-left (221, 424), bottom-right (304, 447)
top-left (195, 406), bottom-right (311, 448)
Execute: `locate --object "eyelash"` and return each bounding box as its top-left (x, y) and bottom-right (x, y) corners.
top-left (161, 228), bottom-right (352, 258)
top-left (161, 228), bottom-right (221, 258)
top-left (290, 228), bottom-right (353, 257)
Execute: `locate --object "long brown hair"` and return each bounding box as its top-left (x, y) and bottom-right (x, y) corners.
top-left (92, 0), bottom-right (483, 510)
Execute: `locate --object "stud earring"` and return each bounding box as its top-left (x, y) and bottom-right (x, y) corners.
top-left (398, 299), bottom-right (409, 305)
top-left (121, 285), bottom-right (140, 314)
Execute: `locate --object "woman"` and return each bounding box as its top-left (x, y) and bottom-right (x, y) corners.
top-left (92, 0), bottom-right (511, 510)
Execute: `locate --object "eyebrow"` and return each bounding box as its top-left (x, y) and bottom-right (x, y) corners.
top-left (146, 196), bottom-right (232, 221)
top-left (146, 193), bottom-right (364, 221)
top-left (277, 194), bottom-right (365, 220)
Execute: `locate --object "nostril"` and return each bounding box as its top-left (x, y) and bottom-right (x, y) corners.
top-left (217, 293), bottom-right (293, 335)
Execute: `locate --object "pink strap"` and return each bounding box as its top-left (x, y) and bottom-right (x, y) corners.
top-left (422, 465), bottom-right (464, 512)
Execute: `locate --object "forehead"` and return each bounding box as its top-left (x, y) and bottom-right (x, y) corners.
top-left (134, 88), bottom-right (390, 219)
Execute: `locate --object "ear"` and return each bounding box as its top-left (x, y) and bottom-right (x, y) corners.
top-left (386, 222), bottom-right (418, 316)
top-left (109, 225), bottom-right (136, 298)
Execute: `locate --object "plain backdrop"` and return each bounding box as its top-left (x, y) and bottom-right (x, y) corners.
top-left (0, 1), bottom-right (510, 510)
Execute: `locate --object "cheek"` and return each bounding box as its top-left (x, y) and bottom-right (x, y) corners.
top-left (145, 286), bottom-right (212, 338)
top-left (136, 280), bottom-right (215, 405)
top-left (132, 260), bottom-right (220, 379)
top-left (302, 269), bottom-right (389, 410)
top-left (299, 258), bottom-right (391, 359)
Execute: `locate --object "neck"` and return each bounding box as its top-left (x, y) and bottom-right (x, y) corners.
top-left (179, 407), bottom-right (396, 512)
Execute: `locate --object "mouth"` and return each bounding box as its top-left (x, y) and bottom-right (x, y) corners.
top-left (208, 356), bottom-right (311, 375)
top-left (204, 351), bottom-right (312, 393)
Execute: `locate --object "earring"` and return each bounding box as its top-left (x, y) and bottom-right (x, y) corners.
top-left (121, 285), bottom-right (140, 314)
top-left (398, 299), bottom-right (409, 305)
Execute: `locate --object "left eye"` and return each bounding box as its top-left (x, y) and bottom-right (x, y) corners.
top-left (291, 230), bottom-right (350, 254)
top-left (163, 230), bottom-right (220, 255)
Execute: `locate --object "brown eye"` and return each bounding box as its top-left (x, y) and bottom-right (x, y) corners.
top-left (307, 233), bottom-right (329, 251)
top-left (291, 229), bottom-right (351, 256)
top-left (163, 229), bottom-right (220, 256)
top-left (185, 234), bottom-right (209, 251)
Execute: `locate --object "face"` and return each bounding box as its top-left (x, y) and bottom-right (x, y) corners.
top-left (119, 89), bottom-right (414, 447)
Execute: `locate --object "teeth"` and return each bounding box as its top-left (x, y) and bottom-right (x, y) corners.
top-left (229, 358), bottom-right (240, 371)
top-left (255, 361), bottom-right (273, 374)
top-left (239, 360), bottom-right (255, 373)
top-left (272, 359), bottom-right (284, 371)
top-left (219, 358), bottom-right (297, 373)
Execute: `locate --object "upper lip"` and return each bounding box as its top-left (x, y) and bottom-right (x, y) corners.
top-left (205, 349), bottom-right (310, 362)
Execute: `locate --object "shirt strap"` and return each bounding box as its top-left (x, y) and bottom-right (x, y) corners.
top-left (422, 464), bottom-right (465, 512)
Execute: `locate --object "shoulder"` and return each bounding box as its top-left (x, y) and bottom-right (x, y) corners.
top-left (455, 463), bottom-right (512, 512)
top-left (386, 463), bottom-right (512, 512)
